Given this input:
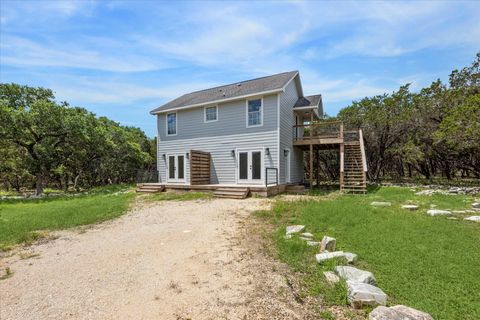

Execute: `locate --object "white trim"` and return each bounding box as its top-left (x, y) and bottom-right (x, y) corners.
top-left (246, 97), bottom-right (263, 128)
top-left (166, 153), bottom-right (187, 183)
top-left (151, 88), bottom-right (284, 114)
top-left (166, 112), bottom-right (177, 136)
top-left (276, 93), bottom-right (280, 183)
top-left (284, 148), bottom-right (291, 183)
top-left (235, 148), bottom-right (264, 185)
top-left (204, 105), bottom-right (218, 123)
top-left (280, 71), bottom-right (299, 93)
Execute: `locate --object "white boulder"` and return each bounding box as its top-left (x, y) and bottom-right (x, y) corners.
top-left (323, 271), bottom-right (340, 284)
top-left (426, 209), bottom-right (451, 216)
top-left (315, 251), bottom-right (345, 263)
top-left (369, 305), bottom-right (433, 320)
top-left (306, 241), bottom-right (320, 246)
top-left (320, 236), bottom-right (336, 252)
top-left (347, 281), bottom-right (387, 308)
top-left (402, 205), bottom-right (419, 211)
top-left (472, 202), bottom-right (480, 209)
top-left (464, 216), bottom-right (480, 223)
top-left (335, 266), bottom-right (377, 285)
top-left (300, 232), bottom-right (314, 239)
top-left (344, 252), bottom-right (358, 263)
top-left (286, 225), bottom-right (305, 235)
top-left (371, 201), bottom-right (392, 207)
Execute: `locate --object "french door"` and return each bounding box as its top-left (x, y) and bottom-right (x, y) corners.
top-left (237, 149), bottom-right (263, 184)
top-left (167, 154), bottom-right (185, 182)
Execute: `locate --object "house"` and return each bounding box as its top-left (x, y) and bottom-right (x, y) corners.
top-left (142, 71), bottom-right (367, 197)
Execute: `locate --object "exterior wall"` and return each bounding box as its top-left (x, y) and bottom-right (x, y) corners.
top-left (157, 94), bottom-right (279, 185)
top-left (279, 78), bottom-right (304, 184)
top-left (157, 131), bottom-right (278, 185)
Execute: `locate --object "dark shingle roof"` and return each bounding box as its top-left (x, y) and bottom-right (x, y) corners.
top-left (150, 71), bottom-right (298, 114)
top-left (293, 95), bottom-right (322, 108)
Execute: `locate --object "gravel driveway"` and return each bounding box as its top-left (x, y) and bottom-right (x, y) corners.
top-left (0, 197), bottom-right (318, 320)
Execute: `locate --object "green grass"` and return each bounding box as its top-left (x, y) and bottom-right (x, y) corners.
top-left (0, 185), bottom-right (135, 250)
top-left (146, 191), bottom-right (213, 201)
top-left (256, 186), bottom-right (480, 320)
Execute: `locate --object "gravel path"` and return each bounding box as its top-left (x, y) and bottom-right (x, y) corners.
top-left (0, 197), bottom-right (319, 320)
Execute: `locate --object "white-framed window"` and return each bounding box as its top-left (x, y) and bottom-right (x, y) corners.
top-left (204, 106), bottom-right (218, 122)
top-left (166, 112), bottom-right (177, 136)
top-left (246, 98), bottom-right (263, 127)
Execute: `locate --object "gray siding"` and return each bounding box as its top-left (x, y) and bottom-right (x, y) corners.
top-left (158, 131), bottom-right (278, 185)
top-left (158, 94), bottom-right (278, 141)
top-left (279, 79), bottom-right (304, 184)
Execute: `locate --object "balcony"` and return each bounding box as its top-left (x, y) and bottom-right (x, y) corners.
top-left (293, 121), bottom-right (345, 146)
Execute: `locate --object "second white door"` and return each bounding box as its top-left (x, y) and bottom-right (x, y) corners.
top-left (237, 150), bottom-right (263, 184)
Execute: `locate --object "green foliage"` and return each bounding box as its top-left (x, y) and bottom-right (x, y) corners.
top-left (0, 83), bottom-right (155, 194)
top-left (0, 185), bottom-right (135, 250)
top-left (257, 187), bottom-right (480, 319)
top-left (338, 52), bottom-right (480, 181)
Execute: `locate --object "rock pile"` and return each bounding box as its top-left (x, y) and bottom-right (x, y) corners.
top-left (370, 305), bottom-right (434, 320)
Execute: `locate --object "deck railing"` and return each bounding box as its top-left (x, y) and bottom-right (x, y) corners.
top-left (265, 167), bottom-right (279, 187)
top-left (293, 121), bottom-right (344, 142)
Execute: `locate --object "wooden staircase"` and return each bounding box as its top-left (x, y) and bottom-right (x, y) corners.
top-left (341, 142), bottom-right (367, 194)
top-left (213, 187), bottom-right (250, 199)
top-left (136, 183), bottom-right (165, 193)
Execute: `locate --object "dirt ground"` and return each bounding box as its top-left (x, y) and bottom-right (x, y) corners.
top-left (0, 197), bottom-right (326, 320)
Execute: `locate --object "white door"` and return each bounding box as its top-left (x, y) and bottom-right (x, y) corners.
top-left (167, 154), bottom-right (185, 182)
top-left (237, 150), bottom-right (263, 184)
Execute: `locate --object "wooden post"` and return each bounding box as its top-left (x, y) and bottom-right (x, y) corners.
top-left (340, 143), bottom-right (344, 192)
top-left (315, 148), bottom-right (319, 187)
top-left (309, 111), bottom-right (314, 188)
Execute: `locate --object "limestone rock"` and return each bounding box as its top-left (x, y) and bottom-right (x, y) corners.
top-left (315, 251), bottom-right (345, 263)
top-left (464, 216), bottom-right (480, 223)
top-left (369, 306), bottom-right (405, 320)
top-left (323, 271), bottom-right (340, 284)
top-left (306, 241), bottom-right (320, 246)
top-left (402, 205), bottom-right (419, 211)
top-left (335, 266), bottom-right (376, 285)
top-left (344, 252), bottom-right (358, 263)
top-left (426, 209), bottom-right (451, 216)
top-left (371, 201), bottom-right (392, 207)
top-left (300, 232), bottom-right (313, 238)
top-left (347, 281), bottom-right (387, 308)
top-left (472, 202), bottom-right (480, 209)
top-left (390, 305), bottom-right (434, 320)
top-left (320, 236), bottom-right (336, 252)
top-left (286, 225), bottom-right (305, 235)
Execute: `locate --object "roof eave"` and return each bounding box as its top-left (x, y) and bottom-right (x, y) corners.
top-left (150, 87), bottom-right (285, 115)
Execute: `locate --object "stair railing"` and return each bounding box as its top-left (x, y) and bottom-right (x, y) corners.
top-left (358, 129), bottom-right (368, 173)
top-left (265, 167), bottom-right (279, 187)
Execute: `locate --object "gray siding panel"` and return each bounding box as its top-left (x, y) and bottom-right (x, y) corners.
top-left (158, 94), bottom-right (278, 141)
top-left (279, 79), bottom-right (303, 184)
top-left (158, 131), bottom-right (278, 185)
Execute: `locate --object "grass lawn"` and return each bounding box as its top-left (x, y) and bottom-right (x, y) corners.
top-left (0, 185), bottom-right (135, 251)
top-left (146, 191), bottom-right (213, 201)
top-left (255, 186), bottom-right (480, 320)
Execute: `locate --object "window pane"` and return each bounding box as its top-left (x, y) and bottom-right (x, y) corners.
top-left (247, 99), bottom-right (262, 126)
top-left (168, 156), bottom-right (175, 179)
top-left (252, 151), bottom-right (261, 180)
top-left (167, 113), bottom-right (176, 135)
top-left (239, 152), bottom-right (248, 180)
top-left (178, 155), bottom-right (184, 179)
top-left (205, 107), bottom-right (217, 121)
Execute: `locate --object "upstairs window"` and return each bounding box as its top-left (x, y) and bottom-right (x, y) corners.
top-left (204, 106), bottom-right (218, 122)
top-left (166, 113), bottom-right (177, 135)
top-left (247, 98), bottom-right (262, 127)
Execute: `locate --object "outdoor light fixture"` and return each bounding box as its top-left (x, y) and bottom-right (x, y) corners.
top-left (186, 152), bottom-right (189, 159)
top-left (231, 150), bottom-right (235, 157)
top-left (162, 154), bottom-right (166, 159)
top-left (265, 148), bottom-right (270, 155)
top-left (284, 149), bottom-right (289, 157)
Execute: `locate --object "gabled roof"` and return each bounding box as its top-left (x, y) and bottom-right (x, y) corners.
top-left (150, 71), bottom-right (299, 114)
top-left (293, 95), bottom-right (322, 108)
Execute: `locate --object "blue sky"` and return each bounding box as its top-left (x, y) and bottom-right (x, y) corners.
top-left (1, 0), bottom-right (479, 137)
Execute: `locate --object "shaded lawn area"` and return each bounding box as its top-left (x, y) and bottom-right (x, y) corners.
top-left (0, 185), bottom-right (135, 251)
top-left (256, 186), bottom-right (480, 320)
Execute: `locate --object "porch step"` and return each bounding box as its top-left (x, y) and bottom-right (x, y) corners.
top-left (213, 187), bottom-right (250, 199)
top-left (285, 184), bottom-right (306, 194)
top-left (136, 184), bottom-right (165, 193)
